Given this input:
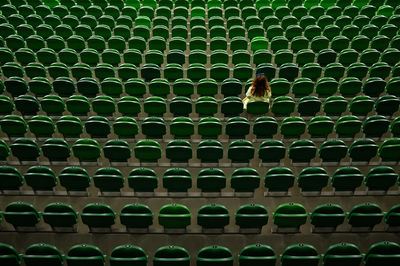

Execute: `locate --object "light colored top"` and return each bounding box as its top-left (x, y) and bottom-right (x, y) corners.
top-left (243, 86), bottom-right (271, 109)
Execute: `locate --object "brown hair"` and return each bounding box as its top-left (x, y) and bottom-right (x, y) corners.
top-left (251, 75), bottom-right (270, 97)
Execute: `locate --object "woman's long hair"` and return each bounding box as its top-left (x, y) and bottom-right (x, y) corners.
top-left (251, 74), bottom-right (271, 97)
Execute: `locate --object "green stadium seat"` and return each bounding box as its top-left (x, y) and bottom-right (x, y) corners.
top-left (197, 140), bottom-right (224, 163)
top-left (120, 203), bottom-right (153, 229)
top-left (162, 168), bottom-right (192, 192)
top-left (297, 96), bottom-right (322, 117)
top-left (375, 95), bottom-right (400, 116)
top-left (349, 95), bottom-right (374, 116)
top-left (323, 95), bottom-right (348, 116)
top-left (335, 115), bottom-right (362, 138)
top-left (289, 139), bottom-right (317, 163)
top-left (56, 116), bottom-right (83, 138)
top-left (379, 138), bottom-right (400, 162)
top-left (42, 139), bottom-right (71, 162)
top-left (42, 202), bottom-right (78, 229)
top-left (307, 116), bottom-right (334, 138)
top-left (239, 244), bottom-right (276, 266)
top-left (281, 244), bottom-right (320, 266)
top-left (228, 140), bottom-right (255, 163)
top-left (230, 167), bottom-right (260, 193)
top-left (273, 203), bottom-right (307, 228)
top-left (271, 96), bottom-right (295, 117)
top-left (364, 241), bottom-right (400, 266)
top-left (319, 139), bottom-right (348, 163)
top-left (142, 117), bottom-right (167, 139)
top-left (81, 203), bottom-right (116, 229)
top-left (58, 166), bottom-right (90, 192)
top-left (196, 168), bottom-right (226, 193)
top-left (103, 140), bottom-right (132, 163)
top-left (134, 140), bottom-right (162, 163)
top-left (4, 201), bottom-right (40, 228)
top-left (10, 138), bottom-right (41, 162)
top-left (347, 203), bottom-right (384, 228)
top-left (390, 116), bottom-right (400, 137)
top-left (348, 138), bottom-right (379, 162)
top-left (225, 117), bottom-right (250, 139)
top-left (197, 204), bottom-right (229, 229)
top-left (310, 204), bottom-right (346, 229)
top-left (385, 204), bottom-right (400, 227)
top-left (362, 115), bottom-right (390, 138)
top-left (291, 78), bottom-right (314, 98)
top-left (143, 96), bottom-right (167, 117)
top-left (362, 77), bottom-right (386, 97)
top-left (264, 167), bottom-right (294, 193)
top-left (0, 115), bottom-right (27, 138)
top-left (153, 245), bottom-right (190, 266)
top-left (196, 246), bottom-right (233, 266)
top-left (386, 77), bottom-right (400, 96)
top-left (4, 76), bottom-right (28, 97)
top-left (258, 139), bottom-right (285, 163)
top-left (85, 116), bottom-right (111, 138)
top-left (331, 167), bottom-right (364, 192)
top-left (280, 116), bottom-right (306, 138)
top-left (252, 116), bottom-right (278, 138)
top-left (169, 96), bottom-right (192, 117)
top-left (0, 166), bottom-right (23, 190)
top-left (235, 203), bottom-right (268, 229)
top-left (301, 63), bottom-right (322, 81)
top-left (166, 140), bottom-right (192, 163)
top-left (14, 94), bottom-right (40, 116)
top-left (128, 168), bottom-right (158, 193)
top-left (158, 204), bottom-right (191, 229)
top-left (72, 138), bottom-right (101, 162)
top-left (66, 244), bottom-right (106, 265)
top-left (93, 167), bottom-right (125, 193)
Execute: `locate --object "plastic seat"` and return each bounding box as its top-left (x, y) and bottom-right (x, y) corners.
top-left (0, 115), bottom-right (27, 138)
top-left (271, 96), bottom-right (295, 117)
top-left (235, 203), bottom-right (268, 229)
top-left (348, 138), bottom-right (379, 162)
top-left (319, 139), bottom-right (347, 162)
top-left (134, 140), bottom-right (162, 163)
top-left (141, 117), bottom-right (166, 139)
top-left (273, 203), bottom-right (307, 228)
top-left (379, 138), bottom-right (400, 162)
top-left (10, 138), bottom-right (40, 162)
top-left (225, 117), bottom-right (249, 139)
top-left (158, 204), bottom-right (191, 229)
top-left (162, 168), bottom-right (191, 192)
top-left (3, 201), bottom-right (40, 228)
top-left (251, 116), bottom-right (277, 138)
top-left (92, 167), bottom-right (125, 193)
top-left (119, 203), bottom-right (154, 231)
top-left (335, 116), bottom-right (362, 138)
top-left (112, 117), bottom-right (138, 139)
top-left (364, 241), bottom-right (400, 266)
top-left (310, 204), bottom-right (346, 229)
top-left (390, 116), bottom-right (400, 137)
top-left (228, 140), bottom-right (255, 163)
top-left (280, 117), bottom-right (306, 138)
top-left (239, 244), bottom-right (276, 266)
top-left (14, 95), bottom-right (40, 116)
top-left (375, 95), bottom-right (400, 116)
top-left (81, 203), bottom-right (116, 229)
top-left (153, 245), bottom-right (190, 266)
top-left (66, 244), bottom-right (106, 266)
top-left (85, 116), bottom-right (111, 138)
top-left (72, 139), bottom-right (101, 162)
top-left (165, 140), bottom-right (192, 163)
top-left (362, 115), bottom-right (389, 138)
top-left (347, 203), bottom-right (384, 228)
top-left (362, 77), bottom-right (386, 97)
top-left (264, 167), bottom-right (294, 193)
top-left (41, 138), bottom-right (70, 162)
top-left (289, 140), bottom-right (317, 163)
top-left (127, 168), bottom-right (158, 192)
top-left (197, 204), bottom-right (229, 229)
top-left (330, 166), bottom-right (364, 192)
top-left (143, 96), bottom-right (167, 117)
top-left (4, 77), bottom-right (28, 97)
top-left (42, 202), bottom-right (78, 229)
top-left (109, 244), bottom-right (148, 266)
top-left (58, 167), bottom-right (90, 192)
top-left (196, 246), bottom-right (233, 266)
top-left (297, 167), bottom-right (329, 192)
top-left (197, 140), bottom-right (223, 163)
top-left (103, 140), bottom-right (132, 163)
top-left (0, 166), bottom-right (23, 190)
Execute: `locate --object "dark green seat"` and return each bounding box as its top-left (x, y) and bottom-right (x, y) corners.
top-left (0, 166), bottom-right (23, 191)
top-left (197, 140), bottom-right (223, 163)
top-left (42, 139), bottom-right (71, 162)
top-left (365, 166), bottom-right (399, 191)
top-left (335, 115), bottom-right (362, 138)
top-left (331, 167), bottom-right (364, 192)
top-left (253, 116), bottom-right (278, 138)
top-left (158, 204), bottom-right (191, 229)
top-left (322, 242), bottom-right (362, 266)
top-left (134, 140), bottom-right (162, 162)
top-left (235, 203), bottom-right (268, 229)
top-left (56, 116), bottom-right (83, 138)
top-left (162, 168), bottom-right (192, 192)
top-left (363, 115), bottom-right (390, 138)
top-left (113, 117), bottom-right (139, 139)
top-left (120, 203), bottom-right (153, 229)
top-left (379, 138), bottom-right (400, 161)
top-left (297, 167), bottom-right (329, 192)
top-left (280, 244), bottom-right (319, 266)
top-left (258, 140), bottom-right (286, 163)
top-left (85, 116), bottom-right (111, 138)
top-left (66, 244), bottom-right (106, 266)
top-left (197, 204), bottom-right (230, 229)
top-left (225, 117), bottom-right (250, 139)
top-left (347, 203), bottom-right (383, 228)
top-left (364, 241), bottom-right (400, 266)
top-left (10, 138), bottom-right (41, 161)
top-left (198, 117), bottom-right (222, 139)
top-left (307, 116), bottom-right (334, 138)
top-left (228, 140), bottom-right (255, 163)
top-left (142, 117), bottom-right (166, 139)
top-left (273, 202), bottom-right (307, 228)
top-left (127, 167), bottom-right (158, 193)
top-left (225, 166), bottom-right (260, 194)
top-left (310, 204), bottom-right (345, 228)
top-left (264, 167), bottom-right (294, 193)
top-left (58, 167), bottom-right (90, 192)
top-left (348, 138), bottom-right (378, 162)
top-left (153, 245), bottom-right (190, 266)
top-left (81, 203), bottom-right (116, 228)
top-left (196, 245), bottom-right (233, 266)
top-left (93, 167), bottom-right (125, 193)
top-left (239, 244), bottom-right (276, 266)
top-left (103, 139), bottom-right (131, 163)
top-left (170, 117), bottom-right (194, 139)
top-left (319, 139), bottom-right (347, 162)
top-left (109, 245), bottom-right (147, 266)
top-left (385, 204), bottom-right (400, 227)
top-left (3, 201), bottom-right (40, 228)
top-left (42, 202), bottom-right (78, 228)
top-left (288, 139), bottom-right (317, 163)
top-left (0, 115), bottom-right (27, 138)
top-left (72, 139), bottom-right (101, 162)
top-left (280, 117), bottom-right (306, 138)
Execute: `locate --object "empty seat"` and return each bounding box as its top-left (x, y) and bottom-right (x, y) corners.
top-left (42, 202), bottom-right (78, 228)
top-left (253, 116), bottom-right (278, 138)
top-left (66, 244), bottom-right (106, 266)
top-left (364, 241), bottom-right (400, 266)
top-left (280, 244), bottom-right (320, 266)
top-left (297, 167), bottom-right (329, 192)
top-left (196, 246), bottom-right (233, 266)
top-left (14, 95), bottom-right (40, 116)
top-left (363, 115), bottom-right (390, 138)
top-left (81, 203), bottom-right (116, 228)
top-left (10, 138), bottom-right (41, 161)
top-left (273, 202), bottom-right (307, 228)
top-left (289, 139), bottom-right (317, 163)
top-left (258, 140), bottom-right (286, 163)
top-left (307, 116), bottom-right (334, 138)
top-left (158, 203), bottom-right (191, 229)
top-left (319, 139), bottom-right (348, 162)
top-left (347, 203), bottom-right (384, 228)
top-left (162, 168), bottom-right (192, 192)
top-left (4, 201), bottom-right (40, 228)
top-left (197, 140), bottom-right (223, 163)
top-left (109, 244), bottom-right (148, 266)
top-left (375, 95), bottom-right (400, 116)
top-left (92, 167), bottom-right (125, 193)
top-left (142, 117), bottom-right (167, 139)
top-left (197, 204), bottom-right (230, 229)
top-left (280, 117), bottom-right (306, 138)
top-left (228, 167), bottom-right (260, 193)
top-left (322, 242), bottom-right (363, 266)
top-left (153, 245), bottom-right (190, 266)
top-left (264, 167), bottom-right (295, 193)
top-left (379, 138), bottom-right (400, 161)
top-left (331, 167), bottom-right (364, 192)
top-left (235, 203), bottom-right (269, 229)
top-left (384, 204), bottom-right (400, 227)
top-left (134, 140), bottom-right (161, 163)
top-left (310, 203), bottom-right (346, 229)
top-left (0, 115), bottom-right (27, 137)
top-left (239, 244), bottom-right (276, 266)
top-left (365, 166), bottom-right (399, 191)
top-left (119, 203), bottom-right (153, 229)
top-left (128, 168), bottom-right (158, 192)
top-left (197, 168), bottom-right (226, 193)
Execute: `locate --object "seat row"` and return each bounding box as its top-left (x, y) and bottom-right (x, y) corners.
top-left (1, 137), bottom-right (400, 164)
top-left (2, 113), bottom-right (400, 139)
top-left (1, 241), bottom-right (399, 266)
top-left (2, 201), bottom-right (400, 231)
top-left (0, 165), bottom-right (398, 193)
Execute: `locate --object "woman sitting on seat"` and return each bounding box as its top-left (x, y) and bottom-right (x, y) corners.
top-left (243, 73), bottom-right (271, 110)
